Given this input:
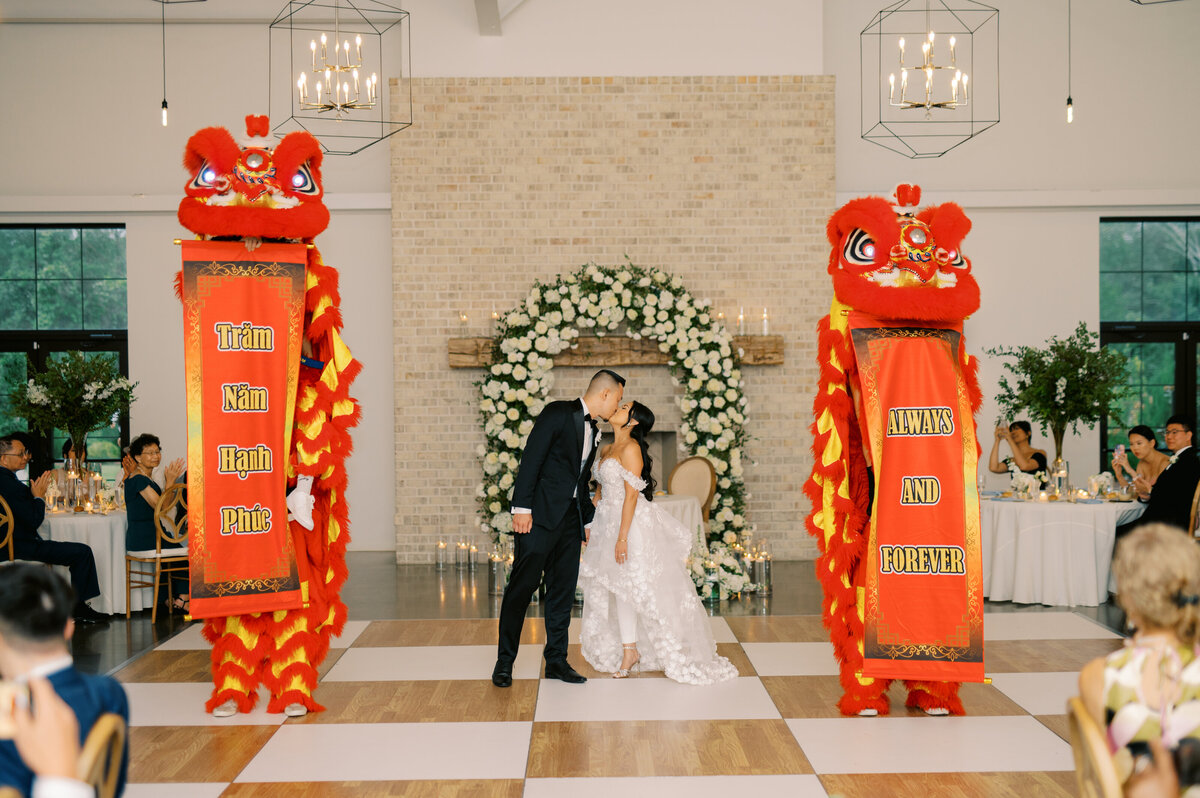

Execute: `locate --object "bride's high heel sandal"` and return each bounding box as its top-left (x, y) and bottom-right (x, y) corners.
top-left (613, 644), bottom-right (641, 679)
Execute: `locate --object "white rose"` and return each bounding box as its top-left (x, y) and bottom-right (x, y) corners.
top-left (488, 485), bottom-right (499, 496)
top-left (489, 501), bottom-right (502, 513)
top-left (506, 408), bottom-right (520, 421)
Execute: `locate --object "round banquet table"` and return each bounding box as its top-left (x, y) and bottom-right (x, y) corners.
top-left (981, 497), bottom-right (1145, 607)
top-left (654, 493), bottom-right (705, 550)
top-left (39, 509), bottom-right (153, 615)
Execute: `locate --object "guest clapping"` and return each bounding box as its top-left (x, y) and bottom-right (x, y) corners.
top-left (987, 421), bottom-right (1048, 485)
top-left (1114, 425), bottom-right (1171, 501)
top-left (124, 434), bottom-right (187, 608)
top-left (1079, 523), bottom-right (1200, 793)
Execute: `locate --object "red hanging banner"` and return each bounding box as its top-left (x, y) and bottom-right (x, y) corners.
top-left (849, 311), bottom-right (985, 683)
top-left (181, 240), bottom-right (307, 618)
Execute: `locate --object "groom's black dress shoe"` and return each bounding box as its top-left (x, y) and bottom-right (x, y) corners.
top-left (544, 660), bottom-right (587, 684)
top-left (492, 660), bottom-right (513, 688)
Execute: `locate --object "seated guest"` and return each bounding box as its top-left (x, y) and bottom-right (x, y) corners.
top-left (1079, 523), bottom-right (1200, 794)
top-left (1114, 425), bottom-right (1172, 502)
top-left (124, 434), bottom-right (187, 610)
top-left (1119, 415), bottom-right (1200, 539)
top-left (0, 564), bottom-right (129, 796)
top-left (13, 676), bottom-right (94, 798)
top-left (3, 431), bottom-right (50, 483)
top-left (987, 420), bottom-right (1049, 486)
top-left (0, 436), bottom-right (107, 624)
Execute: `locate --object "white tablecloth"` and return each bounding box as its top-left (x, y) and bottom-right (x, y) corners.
top-left (981, 498), bottom-right (1145, 607)
top-left (39, 510), bottom-right (152, 615)
top-left (655, 493), bottom-right (704, 550)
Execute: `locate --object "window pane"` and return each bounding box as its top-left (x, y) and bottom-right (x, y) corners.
top-left (1143, 222), bottom-right (1187, 272)
top-left (1100, 273), bottom-right (1142, 322)
top-left (1142, 340), bottom-right (1175, 385)
top-left (82, 228), bottom-right (126, 279)
top-left (35, 229), bottom-right (81, 279)
top-left (83, 279), bottom-right (128, 329)
top-left (1100, 221), bottom-right (1142, 272)
top-left (1189, 222), bottom-right (1200, 274)
top-left (0, 229), bottom-right (35, 279)
top-left (37, 280), bottom-right (82, 329)
top-left (0, 352), bottom-right (29, 432)
top-left (1142, 272), bottom-right (1187, 321)
top-left (0, 280), bottom-right (36, 331)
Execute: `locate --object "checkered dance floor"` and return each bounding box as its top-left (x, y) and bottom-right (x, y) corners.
top-left (118, 611), bottom-right (1119, 796)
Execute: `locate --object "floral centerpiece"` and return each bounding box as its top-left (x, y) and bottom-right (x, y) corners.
top-left (8, 351), bottom-right (137, 458)
top-left (1003, 457), bottom-right (1045, 495)
top-left (475, 260), bottom-right (753, 595)
top-left (986, 323), bottom-right (1127, 462)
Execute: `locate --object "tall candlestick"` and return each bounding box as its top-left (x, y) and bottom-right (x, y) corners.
top-left (889, 73), bottom-right (896, 102)
top-left (899, 37), bottom-right (905, 65)
top-left (355, 34), bottom-right (363, 64)
top-left (762, 308), bottom-right (769, 336)
top-left (310, 40), bottom-right (317, 72)
top-left (949, 36), bottom-right (956, 67)
top-left (320, 33), bottom-right (327, 64)
top-left (737, 307), bottom-right (745, 336)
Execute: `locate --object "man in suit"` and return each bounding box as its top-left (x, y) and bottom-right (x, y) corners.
top-left (1118, 415), bottom-right (1200, 538)
top-left (0, 564), bottom-right (129, 796)
top-left (0, 435), bottom-right (107, 623)
top-left (492, 369), bottom-right (625, 688)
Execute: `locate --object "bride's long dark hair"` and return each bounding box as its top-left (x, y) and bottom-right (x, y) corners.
top-left (625, 401), bottom-right (657, 501)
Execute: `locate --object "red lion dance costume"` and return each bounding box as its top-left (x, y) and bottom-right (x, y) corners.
top-left (177, 115), bottom-right (360, 715)
top-left (805, 184), bottom-right (984, 717)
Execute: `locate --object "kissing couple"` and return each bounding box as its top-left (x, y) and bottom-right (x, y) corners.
top-left (492, 369), bottom-right (735, 688)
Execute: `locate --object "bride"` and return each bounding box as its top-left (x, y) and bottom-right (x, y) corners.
top-left (578, 400), bottom-right (737, 685)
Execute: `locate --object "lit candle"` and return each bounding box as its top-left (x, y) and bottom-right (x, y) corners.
top-left (901, 69), bottom-right (908, 99)
top-left (315, 81), bottom-right (323, 103)
top-left (889, 73), bottom-right (896, 102)
top-left (310, 39), bottom-right (317, 71)
top-left (371, 73), bottom-right (378, 102)
top-left (949, 36), bottom-right (956, 66)
top-left (899, 37), bottom-right (905, 65)
top-left (298, 76), bottom-right (305, 104)
top-left (343, 82), bottom-right (350, 105)
top-left (353, 68), bottom-right (360, 98)
top-left (737, 307), bottom-right (745, 335)
top-left (716, 311), bottom-right (725, 324)
top-left (333, 38), bottom-right (340, 66)
top-left (925, 67), bottom-right (933, 99)
top-left (922, 41), bottom-right (930, 66)
top-left (320, 33), bottom-right (327, 64)
top-left (1039, 491), bottom-right (1048, 502)
top-left (762, 308), bottom-right (769, 336)
top-left (324, 69), bottom-right (332, 100)
top-left (343, 40), bottom-right (350, 68)
top-left (459, 311), bottom-right (469, 325)
top-left (355, 34), bottom-right (362, 63)
top-left (962, 74), bottom-right (969, 101)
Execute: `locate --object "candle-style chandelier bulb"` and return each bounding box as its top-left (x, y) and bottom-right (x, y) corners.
top-left (1066, 96), bottom-right (1074, 124)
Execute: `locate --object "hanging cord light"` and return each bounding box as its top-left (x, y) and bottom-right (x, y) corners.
top-left (161, 0), bottom-right (169, 126)
top-left (1065, 0), bottom-right (1073, 123)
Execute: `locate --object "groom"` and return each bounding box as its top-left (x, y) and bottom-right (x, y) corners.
top-left (492, 369), bottom-right (625, 688)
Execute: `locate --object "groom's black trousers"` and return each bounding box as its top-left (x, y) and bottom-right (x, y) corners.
top-left (497, 499), bottom-right (583, 665)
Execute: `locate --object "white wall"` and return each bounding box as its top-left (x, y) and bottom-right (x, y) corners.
top-left (824, 0), bottom-right (1200, 482)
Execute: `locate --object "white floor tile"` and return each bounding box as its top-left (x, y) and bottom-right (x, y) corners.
top-left (989, 672), bottom-right (1081, 716)
top-left (234, 722), bottom-right (532, 781)
top-left (983, 611), bottom-right (1120, 640)
top-left (786, 716), bottom-right (1073, 774)
top-left (523, 775), bottom-right (828, 798)
top-left (741, 642), bottom-right (839, 676)
top-left (534, 676), bottom-right (780, 722)
top-left (322, 644), bottom-right (544, 681)
top-left (125, 683), bottom-right (286, 726)
top-left (125, 784), bottom-right (227, 798)
top-left (709, 616), bottom-right (737, 643)
top-left (152, 619), bottom-right (371, 651)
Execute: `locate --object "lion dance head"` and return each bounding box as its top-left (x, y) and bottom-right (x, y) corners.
top-left (826, 184), bottom-right (978, 322)
top-left (178, 115), bottom-right (329, 241)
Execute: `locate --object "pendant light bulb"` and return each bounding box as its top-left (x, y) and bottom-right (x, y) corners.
top-left (162, 99), bottom-right (169, 127)
top-left (1066, 96), bottom-right (1073, 124)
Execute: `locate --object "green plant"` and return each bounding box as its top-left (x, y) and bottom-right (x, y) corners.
top-left (8, 351), bottom-right (137, 455)
top-left (986, 322), bottom-right (1128, 460)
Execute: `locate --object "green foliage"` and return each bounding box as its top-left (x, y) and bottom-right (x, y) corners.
top-left (986, 323), bottom-right (1128, 441)
top-left (8, 351), bottom-right (137, 449)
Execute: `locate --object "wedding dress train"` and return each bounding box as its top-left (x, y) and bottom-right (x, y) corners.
top-left (578, 458), bottom-right (737, 685)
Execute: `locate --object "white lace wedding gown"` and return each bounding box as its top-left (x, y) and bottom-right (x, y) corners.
top-left (578, 458), bottom-right (737, 685)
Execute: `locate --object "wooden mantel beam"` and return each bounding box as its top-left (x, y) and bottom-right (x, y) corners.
top-left (448, 335), bottom-right (784, 368)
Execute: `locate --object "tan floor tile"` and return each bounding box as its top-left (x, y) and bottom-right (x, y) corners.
top-left (527, 719), bottom-right (813, 777)
top-left (129, 725), bottom-right (278, 782)
top-left (220, 781), bottom-right (525, 797)
top-left (725, 615), bottom-right (828, 643)
top-left (819, 771), bottom-right (1077, 797)
top-left (1036, 714), bottom-right (1072, 743)
top-left (984, 639), bottom-right (1123, 673)
top-left (353, 619), bottom-right (543, 647)
top-left (116, 648), bottom-right (346, 684)
top-left (762, 677), bottom-right (1028, 719)
top-left (559, 643), bottom-right (754, 679)
top-left (291, 680), bottom-right (538, 724)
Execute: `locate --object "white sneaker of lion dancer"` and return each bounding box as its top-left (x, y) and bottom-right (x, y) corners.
top-left (284, 703), bottom-right (308, 717)
top-left (211, 699), bottom-right (239, 718)
top-left (287, 475), bottom-right (315, 531)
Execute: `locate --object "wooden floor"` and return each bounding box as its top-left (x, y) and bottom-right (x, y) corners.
top-left (117, 604), bottom-right (1117, 797)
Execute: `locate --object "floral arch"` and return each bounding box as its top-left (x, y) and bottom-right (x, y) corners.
top-left (474, 261), bottom-right (752, 593)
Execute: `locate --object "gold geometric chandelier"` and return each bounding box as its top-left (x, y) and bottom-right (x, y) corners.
top-left (295, 10), bottom-right (379, 113)
top-left (888, 28), bottom-right (969, 117)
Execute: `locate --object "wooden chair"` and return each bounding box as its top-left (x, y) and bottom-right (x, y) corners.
top-left (77, 712), bottom-right (126, 798)
top-left (0, 495), bottom-right (14, 562)
top-left (668, 456), bottom-right (718, 529)
top-left (0, 787), bottom-right (20, 798)
top-left (1189, 480), bottom-right (1200, 538)
top-left (1066, 696), bottom-right (1122, 798)
top-left (125, 482), bottom-right (188, 622)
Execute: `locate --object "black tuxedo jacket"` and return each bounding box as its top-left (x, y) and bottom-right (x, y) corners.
top-left (1142, 447), bottom-right (1200, 530)
top-left (0, 466), bottom-right (44, 542)
top-left (509, 399), bottom-right (597, 534)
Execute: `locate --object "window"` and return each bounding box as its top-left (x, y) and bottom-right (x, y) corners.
top-left (0, 225), bottom-right (130, 478)
top-left (1100, 218), bottom-right (1200, 465)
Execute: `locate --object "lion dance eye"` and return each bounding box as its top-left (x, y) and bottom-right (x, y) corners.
top-left (288, 163), bottom-right (319, 195)
top-left (190, 161), bottom-right (222, 190)
top-left (942, 248), bottom-right (967, 270)
top-left (842, 228), bottom-right (877, 267)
